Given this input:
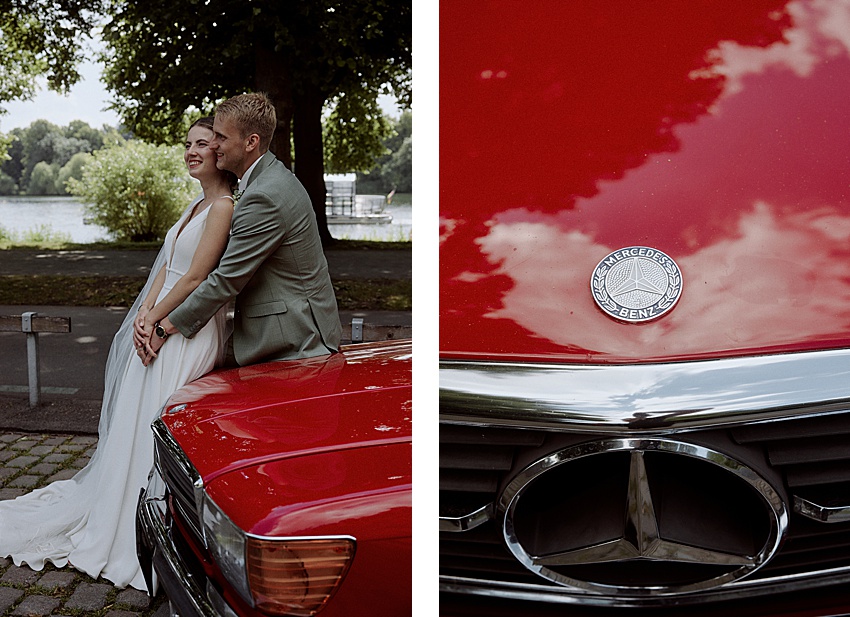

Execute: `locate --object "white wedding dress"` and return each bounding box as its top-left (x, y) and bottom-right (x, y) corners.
top-left (0, 198), bottom-right (228, 591)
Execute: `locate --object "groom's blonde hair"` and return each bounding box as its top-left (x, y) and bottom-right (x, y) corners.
top-left (216, 93), bottom-right (277, 152)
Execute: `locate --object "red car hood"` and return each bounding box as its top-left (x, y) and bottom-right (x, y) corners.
top-left (440, 0), bottom-right (850, 364)
top-left (158, 341), bottom-right (412, 483)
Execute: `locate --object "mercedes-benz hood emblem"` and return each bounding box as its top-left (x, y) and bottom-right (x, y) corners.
top-left (591, 247), bottom-right (683, 323)
top-left (499, 438), bottom-right (787, 597)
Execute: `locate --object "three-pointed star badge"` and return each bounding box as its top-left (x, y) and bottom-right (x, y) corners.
top-left (531, 451), bottom-right (753, 567)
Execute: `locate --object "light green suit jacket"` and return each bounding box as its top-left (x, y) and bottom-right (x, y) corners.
top-left (169, 153), bottom-right (342, 365)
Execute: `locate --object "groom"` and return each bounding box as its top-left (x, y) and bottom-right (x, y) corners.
top-left (148, 92), bottom-right (341, 365)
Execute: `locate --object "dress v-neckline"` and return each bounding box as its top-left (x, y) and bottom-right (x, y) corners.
top-left (174, 198), bottom-right (207, 242)
top-left (169, 199), bottom-right (210, 265)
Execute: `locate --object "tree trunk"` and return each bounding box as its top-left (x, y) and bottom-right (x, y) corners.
top-left (254, 45), bottom-right (294, 169)
top-left (293, 85), bottom-right (333, 245)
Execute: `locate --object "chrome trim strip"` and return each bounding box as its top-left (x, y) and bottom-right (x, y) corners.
top-left (440, 348), bottom-right (850, 432)
top-left (152, 418), bottom-right (207, 545)
top-left (793, 495), bottom-right (850, 523)
top-left (153, 418), bottom-right (204, 490)
top-left (138, 473), bottom-right (216, 617)
top-left (439, 503), bottom-right (494, 533)
top-left (440, 565), bottom-right (850, 607)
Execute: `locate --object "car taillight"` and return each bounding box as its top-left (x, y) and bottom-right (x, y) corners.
top-left (246, 537), bottom-right (356, 616)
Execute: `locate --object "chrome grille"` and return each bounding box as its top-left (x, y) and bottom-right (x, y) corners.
top-left (152, 418), bottom-right (205, 545)
top-left (440, 412), bottom-right (850, 600)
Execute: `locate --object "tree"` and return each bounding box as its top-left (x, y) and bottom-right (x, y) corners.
top-left (18, 120), bottom-right (57, 186)
top-left (0, 1), bottom-right (104, 161)
top-left (0, 120), bottom-right (111, 193)
top-left (67, 140), bottom-right (194, 241)
top-left (384, 137), bottom-right (411, 193)
top-left (27, 161), bottom-right (58, 195)
top-left (100, 0), bottom-right (411, 244)
top-left (66, 119), bottom-right (105, 150)
top-left (56, 151), bottom-right (91, 194)
top-left (0, 0), bottom-right (102, 107)
top-left (324, 94), bottom-right (393, 174)
top-left (0, 129), bottom-right (24, 192)
top-left (0, 170), bottom-right (17, 194)
top-left (356, 111), bottom-right (412, 194)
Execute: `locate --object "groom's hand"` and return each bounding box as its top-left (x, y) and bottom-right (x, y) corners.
top-left (142, 317), bottom-right (173, 366)
top-left (143, 331), bottom-right (166, 366)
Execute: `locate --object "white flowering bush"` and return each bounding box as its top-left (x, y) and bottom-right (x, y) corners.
top-left (67, 140), bottom-right (193, 241)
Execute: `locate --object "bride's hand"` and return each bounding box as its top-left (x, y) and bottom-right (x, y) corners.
top-left (133, 306), bottom-right (150, 347)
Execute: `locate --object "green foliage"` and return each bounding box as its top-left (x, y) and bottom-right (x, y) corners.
top-left (67, 140), bottom-right (194, 241)
top-left (27, 161), bottom-right (59, 195)
top-left (0, 0), bottom-right (103, 112)
top-left (383, 137), bottom-right (411, 192)
top-left (20, 224), bottom-right (72, 245)
top-left (56, 151), bottom-right (91, 194)
top-left (100, 0), bottom-right (409, 245)
top-left (356, 111), bottom-right (412, 194)
top-left (0, 223), bottom-right (71, 248)
top-left (100, 0), bottom-right (411, 147)
top-left (0, 121), bottom-right (117, 194)
top-left (0, 170), bottom-right (17, 194)
top-left (324, 91), bottom-right (393, 173)
top-left (1, 130), bottom-right (24, 186)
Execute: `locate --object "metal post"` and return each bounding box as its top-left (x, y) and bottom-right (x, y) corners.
top-left (351, 317), bottom-right (364, 343)
top-left (21, 311), bottom-right (40, 407)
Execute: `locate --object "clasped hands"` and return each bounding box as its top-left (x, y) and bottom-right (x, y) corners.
top-left (133, 306), bottom-right (165, 366)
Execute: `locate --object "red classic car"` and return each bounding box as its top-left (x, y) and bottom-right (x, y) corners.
top-left (136, 340), bottom-right (411, 616)
top-left (440, 1), bottom-right (850, 615)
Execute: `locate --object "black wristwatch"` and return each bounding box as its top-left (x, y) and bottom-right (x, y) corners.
top-left (154, 322), bottom-right (169, 340)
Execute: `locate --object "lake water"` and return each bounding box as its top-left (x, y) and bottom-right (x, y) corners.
top-left (0, 196), bottom-right (412, 243)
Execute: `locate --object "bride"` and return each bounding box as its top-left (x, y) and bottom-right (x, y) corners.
top-left (0, 117), bottom-right (236, 591)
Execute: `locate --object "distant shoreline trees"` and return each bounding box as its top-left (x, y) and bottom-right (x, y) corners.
top-left (0, 120), bottom-right (126, 196)
top-left (0, 112), bottom-right (411, 200)
top-left (353, 111), bottom-right (411, 196)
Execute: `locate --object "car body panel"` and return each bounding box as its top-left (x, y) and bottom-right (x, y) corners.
top-left (160, 341), bottom-right (412, 486)
top-left (440, 0), bottom-right (850, 364)
top-left (144, 340), bottom-right (411, 616)
top-left (205, 445), bottom-right (411, 617)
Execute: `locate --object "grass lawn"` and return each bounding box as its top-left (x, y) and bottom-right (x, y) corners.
top-left (0, 275), bottom-right (411, 311)
top-left (0, 240), bottom-right (411, 311)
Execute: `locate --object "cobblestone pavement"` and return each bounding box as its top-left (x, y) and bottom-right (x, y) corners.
top-left (0, 432), bottom-right (169, 616)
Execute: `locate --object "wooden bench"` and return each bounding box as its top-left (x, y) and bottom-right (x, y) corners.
top-left (0, 312), bottom-right (72, 407)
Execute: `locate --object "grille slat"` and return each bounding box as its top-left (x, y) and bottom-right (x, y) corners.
top-left (786, 462), bottom-right (850, 487)
top-left (154, 434), bottom-right (204, 544)
top-left (732, 413), bottom-right (850, 443)
top-left (440, 444), bottom-right (515, 470)
top-left (766, 436), bottom-right (850, 465)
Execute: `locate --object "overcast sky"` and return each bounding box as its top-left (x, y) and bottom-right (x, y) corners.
top-left (1, 54), bottom-right (120, 131)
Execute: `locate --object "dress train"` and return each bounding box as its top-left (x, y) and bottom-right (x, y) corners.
top-left (0, 200), bottom-right (226, 590)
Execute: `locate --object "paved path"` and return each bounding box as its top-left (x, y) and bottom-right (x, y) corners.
top-left (0, 246), bottom-right (412, 434)
top-left (0, 431), bottom-right (169, 615)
